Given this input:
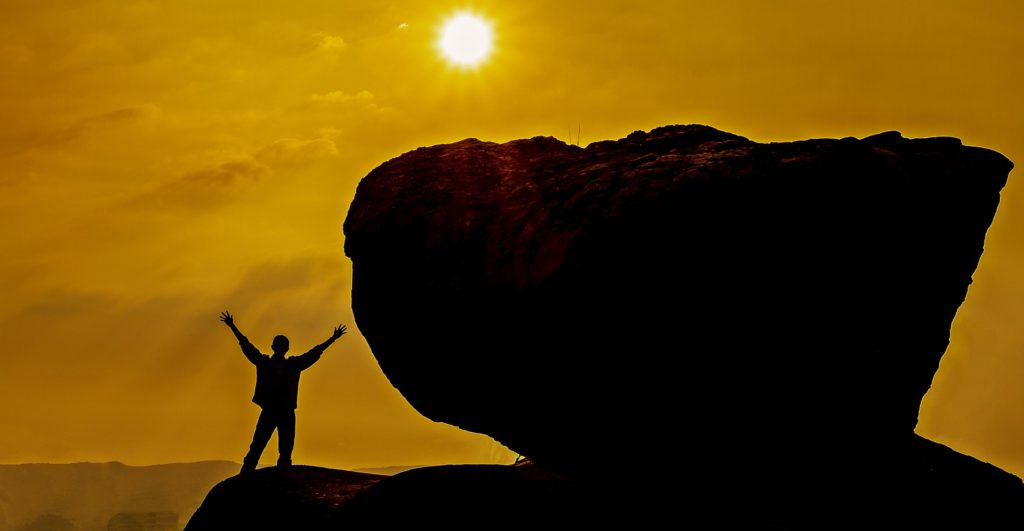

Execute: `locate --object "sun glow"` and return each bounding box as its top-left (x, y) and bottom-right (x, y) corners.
top-left (438, 13), bottom-right (493, 67)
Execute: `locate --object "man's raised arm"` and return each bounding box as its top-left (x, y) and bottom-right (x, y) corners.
top-left (220, 311), bottom-right (264, 365)
top-left (293, 324), bottom-right (347, 370)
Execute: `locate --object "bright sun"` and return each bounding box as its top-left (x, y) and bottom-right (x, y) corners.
top-left (439, 13), bottom-right (493, 67)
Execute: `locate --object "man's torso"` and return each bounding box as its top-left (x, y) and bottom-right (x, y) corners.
top-left (253, 356), bottom-right (302, 409)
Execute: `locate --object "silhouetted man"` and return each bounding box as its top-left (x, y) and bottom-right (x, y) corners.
top-left (219, 311), bottom-right (347, 473)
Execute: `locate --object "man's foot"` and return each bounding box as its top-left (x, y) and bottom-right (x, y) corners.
top-left (277, 459), bottom-right (292, 468)
top-left (240, 461), bottom-right (257, 474)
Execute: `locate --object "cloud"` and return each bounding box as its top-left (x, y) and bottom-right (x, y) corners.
top-left (307, 90), bottom-right (391, 115)
top-left (232, 254), bottom-right (330, 296)
top-left (309, 90), bottom-right (374, 104)
top-left (79, 105), bottom-right (160, 129)
top-left (126, 157), bottom-right (270, 210)
top-left (8, 105), bottom-right (160, 150)
top-left (255, 137), bottom-right (338, 165)
top-left (178, 158), bottom-right (271, 187)
top-left (22, 288), bottom-right (120, 316)
top-left (125, 134), bottom-right (336, 210)
top-left (313, 31), bottom-right (346, 51)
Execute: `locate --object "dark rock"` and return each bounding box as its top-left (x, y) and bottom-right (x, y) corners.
top-left (184, 464), bottom-right (613, 529)
top-left (184, 466), bottom-right (381, 531)
top-left (184, 450), bottom-right (1023, 529)
top-left (343, 125), bottom-right (1022, 523)
top-left (340, 464), bottom-right (614, 526)
top-left (344, 125), bottom-right (1012, 471)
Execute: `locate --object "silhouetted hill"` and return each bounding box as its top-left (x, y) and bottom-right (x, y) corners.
top-left (0, 461), bottom-right (237, 531)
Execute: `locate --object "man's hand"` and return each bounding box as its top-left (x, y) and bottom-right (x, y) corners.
top-left (332, 324), bottom-right (347, 339)
top-left (220, 311), bottom-right (234, 326)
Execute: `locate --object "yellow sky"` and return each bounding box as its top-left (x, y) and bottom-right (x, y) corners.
top-left (0, 0), bottom-right (1022, 473)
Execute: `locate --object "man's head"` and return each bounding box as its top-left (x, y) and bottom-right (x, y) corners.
top-left (272, 335), bottom-right (290, 355)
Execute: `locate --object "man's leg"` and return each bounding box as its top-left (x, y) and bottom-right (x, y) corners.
top-left (277, 409), bottom-right (296, 467)
top-left (242, 408), bottom-right (276, 473)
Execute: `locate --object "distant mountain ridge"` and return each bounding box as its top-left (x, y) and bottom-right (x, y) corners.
top-left (0, 461), bottom-right (238, 531)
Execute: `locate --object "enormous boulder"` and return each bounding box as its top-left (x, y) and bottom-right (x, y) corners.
top-left (343, 125), bottom-right (1012, 482)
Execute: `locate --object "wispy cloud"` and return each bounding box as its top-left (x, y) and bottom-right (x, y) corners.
top-left (178, 158), bottom-right (271, 187)
top-left (3, 105), bottom-right (160, 151)
top-left (125, 134), bottom-right (337, 209)
top-left (309, 90), bottom-right (374, 104)
top-left (256, 137), bottom-right (338, 165)
top-left (313, 31), bottom-right (346, 51)
top-left (125, 157), bottom-right (269, 210)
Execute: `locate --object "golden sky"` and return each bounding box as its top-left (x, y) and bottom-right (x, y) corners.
top-left (0, 0), bottom-right (1022, 473)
